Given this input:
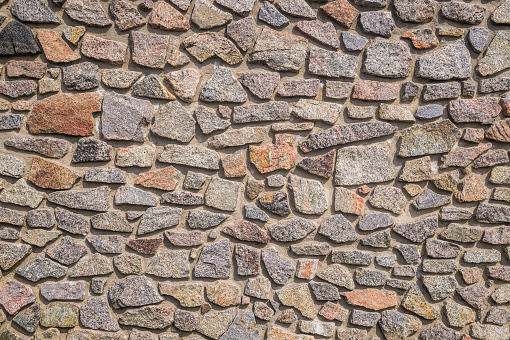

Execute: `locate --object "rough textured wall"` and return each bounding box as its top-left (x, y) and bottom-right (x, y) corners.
top-left (0, 0), bottom-right (509, 339)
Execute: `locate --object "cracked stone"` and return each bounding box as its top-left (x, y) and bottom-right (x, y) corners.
top-left (182, 32), bottom-right (242, 65)
top-left (393, 215), bottom-right (438, 243)
top-left (223, 220), bottom-right (269, 243)
top-left (146, 250), bottom-right (190, 278)
top-left (0, 21), bottom-right (40, 55)
top-left (478, 31), bottom-right (510, 76)
top-left (249, 28), bottom-right (308, 72)
top-left (12, 302), bottom-right (41, 333)
top-left (40, 302), bottom-right (79, 328)
top-left (277, 284), bottom-right (315, 319)
top-left (132, 75), bottom-right (174, 100)
top-left (226, 17), bottom-right (256, 52)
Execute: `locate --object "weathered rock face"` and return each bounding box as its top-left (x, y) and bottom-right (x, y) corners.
top-left (0, 1), bottom-right (506, 339)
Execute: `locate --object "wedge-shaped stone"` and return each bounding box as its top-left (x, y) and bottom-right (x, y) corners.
top-left (300, 121), bottom-right (397, 153)
top-left (149, 2), bottom-right (189, 31)
top-left (223, 221), bottom-right (270, 243)
top-left (478, 31), bottom-right (510, 76)
top-left (48, 186), bottom-right (110, 212)
top-left (209, 127), bottom-right (267, 149)
top-left (45, 236), bottom-right (87, 266)
top-left (199, 67), bottom-right (247, 103)
top-left (393, 215), bottom-right (438, 243)
top-left (0, 241), bottom-right (31, 270)
top-left (0, 21), bottom-right (40, 55)
top-left (69, 253), bottom-right (114, 277)
top-left (317, 264), bottom-right (355, 290)
top-left (5, 136), bottom-right (70, 158)
top-left (16, 255), bottom-right (67, 282)
top-left (108, 276), bottom-right (163, 309)
top-left (276, 284), bottom-right (315, 319)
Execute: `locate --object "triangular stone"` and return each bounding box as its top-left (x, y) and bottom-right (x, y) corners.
top-left (132, 75), bottom-right (175, 100)
top-left (297, 149), bottom-right (335, 178)
top-left (199, 66), bottom-right (247, 103)
top-left (11, 0), bottom-right (60, 24)
top-left (0, 241), bottom-right (31, 270)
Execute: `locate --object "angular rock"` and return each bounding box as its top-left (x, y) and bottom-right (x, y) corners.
top-left (40, 302), bottom-right (79, 328)
top-left (130, 31), bottom-right (169, 69)
top-left (159, 144), bottom-right (219, 170)
top-left (399, 120), bottom-right (461, 157)
top-left (16, 255), bottom-right (67, 282)
top-left (146, 250), bottom-right (190, 278)
top-left (69, 253), bottom-right (113, 277)
top-left (159, 282), bottom-right (204, 308)
top-left (352, 80), bottom-right (399, 101)
top-left (200, 67), bottom-right (246, 103)
top-left (235, 245), bottom-right (260, 276)
top-left (363, 39), bottom-right (411, 78)
top-left (182, 32), bottom-right (242, 65)
top-left (64, 0), bottom-right (111, 26)
top-left (258, 2), bottom-right (288, 27)
top-left (401, 284), bottom-right (439, 319)
top-left (132, 75), bottom-right (174, 100)
top-left (258, 191), bottom-right (290, 216)
top-left (80, 297), bottom-right (119, 331)
top-left (48, 186), bottom-right (109, 212)
top-left (102, 69), bottom-right (142, 89)
top-left (119, 305), bottom-right (175, 329)
top-left (205, 177), bottom-right (238, 212)
top-left (393, 215), bottom-right (438, 243)
top-left (5, 136), bottom-right (70, 159)
top-left (309, 46), bottom-right (358, 78)
top-left (276, 284), bottom-right (315, 319)
top-left (402, 28), bottom-right (438, 49)
top-left (37, 30), bottom-right (79, 63)
top-left (108, 276), bottom-right (163, 309)
top-left (442, 1), bottom-right (485, 24)
top-left (320, 0), bottom-right (358, 27)
top-left (21, 229), bottom-right (60, 247)
top-left (0, 280), bottom-right (35, 315)
top-left (195, 238), bottom-right (231, 279)
top-left (62, 62), bottom-right (99, 90)
top-left (369, 186), bottom-right (407, 214)
top-left (343, 289), bottom-right (397, 310)
top-left (149, 2), bottom-right (189, 31)
top-left (249, 28), bottom-right (307, 72)
top-left (478, 31), bottom-right (510, 77)
top-left (165, 68), bottom-right (200, 103)
top-left (223, 220), bottom-right (269, 243)
top-left (80, 34), bottom-right (127, 65)
top-left (187, 210), bottom-right (228, 229)
top-left (360, 11), bottom-right (395, 37)
top-left (0, 178), bottom-right (44, 208)
top-left (109, 0), bottom-right (145, 31)
top-left (196, 308), bottom-right (236, 340)
top-left (0, 21), bottom-right (40, 55)
top-left (152, 102), bottom-right (195, 142)
top-left (296, 20), bottom-right (339, 49)
top-left (45, 236), bottom-right (87, 265)
top-left (116, 146), bottom-right (155, 168)
top-left (12, 302), bottom-right (41, 333)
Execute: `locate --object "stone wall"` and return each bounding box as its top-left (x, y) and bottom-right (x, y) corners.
top-left (0, 0), bottom-right (509, 339)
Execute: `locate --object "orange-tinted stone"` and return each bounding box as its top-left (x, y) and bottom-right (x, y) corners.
top-left (135, 166), bottom-right (181, 191)
top-left (37, 30), bottom-right (79, 63)
top-left (249, 134), bottom-right (297, 174)
top-left (28, 157), bottom-right (80, 190)
top-left (149, 2), bottom-right (190, 31)
top-left (27, 93), bottom-right (100, 136)
top-left (343, 289), bottom-right (398, 311)
top-left (321, 0), bottom-right (358, 28)
top-left (222, 150), bottom-right (247, 178)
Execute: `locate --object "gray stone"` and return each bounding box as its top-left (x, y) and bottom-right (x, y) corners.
top-left (334, 143), bottom-right (396, 186)
top-left (192, 0), bottom-right (232, 29)
top-left (12, 302), bottom-right (41, 333)
top-left (235, 245), bottom-right (260, 276)
top-left (360, 12), bottom-right (395, 37)
top-left (79, 297), bottom-right (119, 331)
top-left (40, 281), bottom-right (86, 301)
top-left (196, 308), bottom-right (236, 340)
top-left (317, 264), bottom-right (354, 290)
top-left (269, 219), bottom-right (316, 242)
top-left (219, 312), bottom-right (259, 340)
top-left (249, 27), bottom-right (307, 72)
top-left (486, 307), bottom-right (510, 326)
top-left (441, 1), bottom-right (485, 24)
top-left (84, 167), bottom-right (127, 184)
top-left (138, 207), bottom-right (182, 235)
top-left (332, 250), bottom-right (373, 265)
top-left (398, 120), bottom-right (461, 157)
top-left (233, 101), bottom-right (289, 124)
top-left (369, 186), bottom-right (407, 214)
top-left (355, 268), bottom-right (386, 286)
top-left (132, 75), bottom-right (174, 100)
top-left (11, 0), bottom-right (60, 24)
top-left (195, 238), bottom-right (231, 279)
top-left (360, 230), bottom-right (391, 248)
top-left (394, 244), bottom-right (421, 264)
top-left (158, 144), bottom-right (219, 170)
top-left (493, 0), bottom-right (510, 24)
top-left (5, 136), bottom-right (70, 159)
top-left (91, 211), bottom-right (132, 233)
top-left (0, 178), bottom-right (44, 208)
top-left (152, 102), bottom-right (195, 142)
top-left (426, 239), bottom-right (462, 258)
top-left (258, 2), bottom-right (288, 27)
top-left (342, 32), bottom-right (368, 52)
top-left (21, 229), bottom-right (60, 247)
top-left (422, 276), bottom-right (457, 300)
top-left (478, 31), bottom-right (510, 77)
top-left (86, 235), bottom-right (123, 254)
top-left (116, 145), bottom-right (155, 167)
top-left (114, 185), bottom-right (158, 207)
top-left (45, 236), bottom-right (87, 266)
top-left (476, 203), bottom-right (510, 223)
top-left (464, 249), bottom-right (501, 263)
top-left (363, 39), bottom-right (412, 78)
top-left (469, 27), bottom-right (490, 53)
top-left (309, 46), bottom-right (358, 78)
top-left (55, 208), bottom-right (89, 235)
top-left (244, 205), bottom-right (269, 222)
top-left (188, 210), bottom-right (228, 229)
top-left (440, 223), bottom-right (482, 243)
top-left (350, 310), bottom-right (381, 327)
top-left (423, 82), bottom-right (461, 101)
top-left (69, 253), bottom-right (114, 277)
top-left (49, 186), bottom-right (109, 212)
top-left (394, 0), bottom-right (437, 22)
top-left (102, 69), bottom-right (142, 89)
top-left (0, 153), bottom-right (24, 178)
top-left (101, 92), bottom-right (152, 142)
top-left (183, 171), bottom-right (208, 190)
top-left (318, 215), bottom-right (357, 243)
top-left (262, 247), bottom-right (295, 285)
top-left (200, 67), bottom-right (247, 103)
top-left (209, 126), bottom-right (267, 149)
top-left (0, 114), bottom-right (23, 130)
top-left (415, 41), bottom-right (471, 80)
top-left (72, 138), bottom-right (112, 163)
top-left (146, 250), bottom-right (190, 278)
top-left (205, 177), bottom-right (238, 212)
top-left (289, 175), bottom-right (328, 215)
top-left (64, 0), bottom-right (112, 26)
top-left (195, 106), bottom-right (230, 134)
top-left (108, 276), bottom-right (163, 309)
top-left (0, 21), bottom-right (41, 55)
top-left (412, 189), bottom-right (451, 210)
top-left (393, 215), bottom-right (438, 243)
top-left (16, 255), bottom-right (67, 282)
top-left (416, 104), bottom-right (443, 119)
top-left (62, 62), bottom-right (99, 91)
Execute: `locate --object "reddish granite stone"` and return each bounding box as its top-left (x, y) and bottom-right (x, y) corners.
top-left (126, 238), bottom-right (163, 255)
top-left (6, 60), bottom-right (47, 79)
top-left (249, 134), bottom-right (297, 174)
top-left (321, 0), bottom-right (358, 28)
top-left (149, 2), bottom-right (190, 31)
top-left (37, 30), bottom-right (79, 63)
top-left (27, 93), bottom-right (101, 136)
top-left (80, 34), bottom-right (128, 65)
top-left (352, 80), bottom-right (399, 101)
top-left (0, 280), bottom-right (35, 315)
top-left (135, 166), bottom-right (181, 191)
top-left (343, 290), bottom-right (398, 311)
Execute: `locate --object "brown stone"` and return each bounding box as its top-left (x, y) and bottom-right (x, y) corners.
top-left (135, 166), bottom-right (181, 191)
top-left (223, 220), bottom-right (270, 243)
top-left (343, 290), bottom-right (398, 311)
top-left (28, 157), bottom-right (80, 190)
top-left (126, 238), bottom-right (163, 255)
top-left (37, 30), bottom-right (79, 63)
top-left (165, 68), bottom-right (200, 103)
top-left (27, 93), bottom-right (101, 136)
top-left (222, 150), bottom-right (247, 178)
top-left (6, 60), bottom-right (47, 79)
top-left (249, 134), bottom-right (296, 174)
top-left (321, 0), bottom-right (358, 28)
top-left (297, 150), bottom-right (336, 178)
top-left (486, 119), bottom-right (510, 143)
